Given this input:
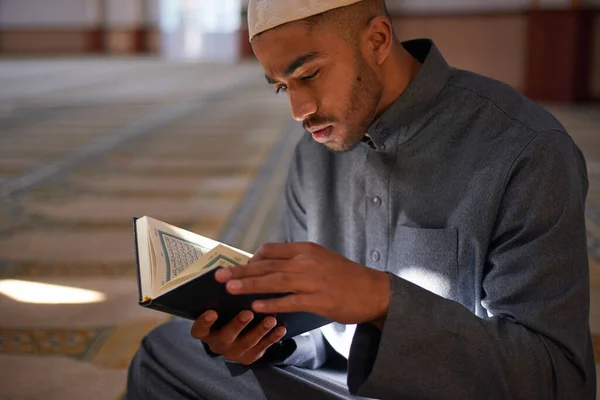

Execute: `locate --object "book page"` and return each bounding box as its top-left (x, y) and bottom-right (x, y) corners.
top-left (157, 244), bottom-right (251, 296)
top-left (142, 216), bottom-right (253, 296)
top-left (145, 217), bottom-right (218, 293)
top-left (153, 229), bottom-right (212, 286)
top-left (180, 244), bottom-right (251, 278)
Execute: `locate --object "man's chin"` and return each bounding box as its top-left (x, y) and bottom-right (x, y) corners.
top-left (322, 138), bottom-right (362, 153)
top-left (307, 126), bottom-right (364, 153)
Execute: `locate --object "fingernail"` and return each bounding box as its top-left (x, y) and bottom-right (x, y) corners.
top-left (276, 327), bottom-right (286, 337)
top-left (228, 280), bottom-right (242, 290)
top-left (253, 301), bottom-right (265, 311)
top-left (240, 311), bottom-right (252, 322)
top-left (264, 318), bottom-right (276, 329)
top-left (215, 268), bottom-right (231, 281)
top-left (204, 312), bottom-right (216, 322)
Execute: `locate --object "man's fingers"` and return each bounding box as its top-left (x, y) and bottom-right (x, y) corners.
top-left (191, 310), bottom-right (218, 340)
top-left (253, 326), bottom-right (287, 354)
top-left (215, 260), bottom-right (293, 283)
top-left (192, 313), bottom-right (289, 365)
top-left (224, 316), bottom-right (278, 358)
top-left (192, 310), bottom-right (253, 352)
top-left (225, 272), bottom-right (315, 295)
top-left (214, 310), bottom-right (255, 346)
top-left (252, 294), bottom-right (313, 314)
top-left (237, 326), bottom-right (288, 365)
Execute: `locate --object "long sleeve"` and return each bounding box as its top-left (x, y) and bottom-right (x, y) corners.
top-left (347, 131), bottom-right (596, 399)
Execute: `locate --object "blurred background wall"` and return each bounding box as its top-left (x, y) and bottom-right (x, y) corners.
top-left (0, 0), bottom-right (598, 103)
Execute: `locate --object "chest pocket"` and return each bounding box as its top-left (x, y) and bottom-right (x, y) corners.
top-left (388, 226), bottom-right (458, 301)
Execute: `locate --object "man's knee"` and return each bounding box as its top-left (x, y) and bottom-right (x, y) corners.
top-left (141, 319), bottom-right (195, 356)
top-left (127, 320), bottom-right (202, 399)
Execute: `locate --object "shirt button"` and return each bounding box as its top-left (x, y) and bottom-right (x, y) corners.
top-left (371, 250), bottom-right (380, 262)
top-left (380, 144), bottom-right (386, 151)
top-left (372, 196), bottom-right (381, 206)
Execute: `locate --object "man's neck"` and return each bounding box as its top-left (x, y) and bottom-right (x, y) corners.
top-left (374, 45), bottom-right (422, 119)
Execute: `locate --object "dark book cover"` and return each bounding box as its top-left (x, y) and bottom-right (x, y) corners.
top-left (133, 218), bottom-right (331, 340)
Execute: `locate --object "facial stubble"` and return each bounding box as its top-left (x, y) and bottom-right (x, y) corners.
top-left (326, 54), bottom-right (383, 153)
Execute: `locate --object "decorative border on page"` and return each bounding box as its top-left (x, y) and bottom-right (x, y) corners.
top-left (203, 254), bottom-right (242, 270)
top-left (156, 230), bottom-right (209, 282)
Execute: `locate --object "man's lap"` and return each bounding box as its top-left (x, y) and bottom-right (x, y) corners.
top-left (127, 319), bottom-right (360, 400)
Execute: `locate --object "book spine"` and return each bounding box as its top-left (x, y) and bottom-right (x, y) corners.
top-left (132, 217), bottom-right (143, 303)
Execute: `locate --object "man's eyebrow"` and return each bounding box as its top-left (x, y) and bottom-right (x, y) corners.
top-left (264, 51), bottom-right (323, 84)
top-left (265, 74), bottom-right (277, 84)
top-left (283, 52), bottom-right (322, 77)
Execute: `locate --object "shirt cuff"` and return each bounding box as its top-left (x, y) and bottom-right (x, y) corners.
top-left (251, 338), bottom-right (298, 366)
top-left (347, 273), bottom-right (407, 395)
top-left (279, 328), bottom-right (328, 369)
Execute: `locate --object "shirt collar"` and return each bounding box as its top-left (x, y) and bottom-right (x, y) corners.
top-left (364, 39), bottom-right (453, 151)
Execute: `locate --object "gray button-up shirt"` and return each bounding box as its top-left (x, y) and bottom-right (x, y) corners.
top-left (281, 39), bottom-right (596, 399)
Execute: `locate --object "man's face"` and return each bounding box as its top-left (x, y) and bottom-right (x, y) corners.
top-left (252, 21), bottom-right (383, 152)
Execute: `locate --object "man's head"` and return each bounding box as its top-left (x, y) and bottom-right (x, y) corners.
top-left (249, 0), bottom-right (398, 152)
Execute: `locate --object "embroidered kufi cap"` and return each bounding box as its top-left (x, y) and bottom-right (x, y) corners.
top-left (247, 0), bottom-right (363, 41)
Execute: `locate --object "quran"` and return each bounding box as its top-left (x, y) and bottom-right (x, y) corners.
top-left (133, 216), bottom-right (331, 340)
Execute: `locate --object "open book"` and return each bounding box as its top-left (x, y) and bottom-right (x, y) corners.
top-left (133, 216), bottom-right (330, 340)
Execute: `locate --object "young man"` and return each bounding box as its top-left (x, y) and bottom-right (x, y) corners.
top-left (127, 0), bottom-right (596, 398)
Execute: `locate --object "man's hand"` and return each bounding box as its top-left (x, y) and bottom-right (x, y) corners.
top-left (191, 310), bottom-right (286, 365)
top-left (215, 242), bottom-right (391, 326)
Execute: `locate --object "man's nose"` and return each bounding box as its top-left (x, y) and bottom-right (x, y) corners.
top-left (289, 90), bottom-right (317, 122)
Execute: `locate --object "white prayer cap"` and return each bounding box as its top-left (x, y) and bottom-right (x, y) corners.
top-left (248, 0), bottom-right (363, 42)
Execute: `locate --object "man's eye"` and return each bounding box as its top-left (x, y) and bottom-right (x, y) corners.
top-left (301, 70), bottom-right (320, 81)
top-left (275, 85), bottom-right (287, 94)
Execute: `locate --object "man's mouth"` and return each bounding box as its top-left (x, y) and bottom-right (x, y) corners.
top-left (307, 125), bottom-right (333, 143)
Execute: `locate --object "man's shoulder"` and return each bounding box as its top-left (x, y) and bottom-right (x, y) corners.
top-left (445, 69), bottom-right (566, 136)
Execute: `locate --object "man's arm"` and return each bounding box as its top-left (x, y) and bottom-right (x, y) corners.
top-left (347, 131), bottom-right (596, 399)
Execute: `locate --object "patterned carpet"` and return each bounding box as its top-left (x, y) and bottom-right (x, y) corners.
top-left (0, 60), bottom-right (598, 399)
top-left (0, 59), bottom-right (295, 400)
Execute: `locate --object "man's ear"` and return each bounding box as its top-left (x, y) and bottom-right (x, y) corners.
top-left (366, 16), bottom-right (393, 66)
